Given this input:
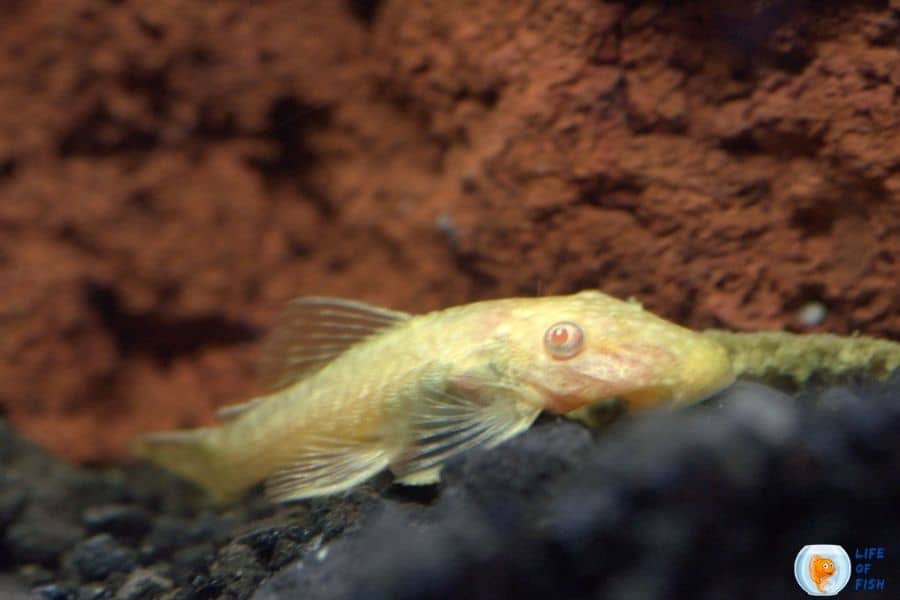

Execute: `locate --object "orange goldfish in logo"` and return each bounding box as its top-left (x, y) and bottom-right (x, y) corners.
top-left (809, 555), bottom-right (836, 593)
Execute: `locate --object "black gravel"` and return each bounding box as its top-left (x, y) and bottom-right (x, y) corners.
top-left (1, 374), bottom-right (898, 599)
top-left (0, 417), bottom-right (381, 599)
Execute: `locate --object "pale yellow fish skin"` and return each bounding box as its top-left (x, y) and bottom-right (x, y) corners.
top-left (131, 290), bottom-right (735, 502)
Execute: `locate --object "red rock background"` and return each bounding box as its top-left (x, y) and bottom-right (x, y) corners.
top-left (1, 0), bottom-right (898, 464)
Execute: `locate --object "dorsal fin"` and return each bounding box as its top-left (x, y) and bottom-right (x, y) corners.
top-left (258, 297), bottom-right (410, 392)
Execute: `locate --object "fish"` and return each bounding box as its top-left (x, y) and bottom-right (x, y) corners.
top-left (809, 554), bottom-right (836, 593)
top-left (130, 290), bottom-right (735, 503)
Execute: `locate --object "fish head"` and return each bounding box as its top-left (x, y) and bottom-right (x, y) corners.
top-left (495, 290), bottom-right (734, 414)
top-left (814, 558), bottom-right (836, 575)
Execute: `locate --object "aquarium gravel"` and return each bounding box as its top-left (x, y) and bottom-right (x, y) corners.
top-left (0, 374), bottom-right (897, 599)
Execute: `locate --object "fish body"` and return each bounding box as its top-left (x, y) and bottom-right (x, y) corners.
top-left (131, 290), bottom-right (734, 502)
top-left (809, 555), bottom-right (836, 593)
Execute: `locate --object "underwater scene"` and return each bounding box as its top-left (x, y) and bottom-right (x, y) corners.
top-left (0, 1), bottom-right (898, 599)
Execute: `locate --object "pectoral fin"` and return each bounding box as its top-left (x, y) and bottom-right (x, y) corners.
top-left (390, 368), bottom-right (541, 480)
top-left (265, 435), bottom-right (390, 502)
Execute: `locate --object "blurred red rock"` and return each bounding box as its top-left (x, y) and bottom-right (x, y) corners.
top-left (0, 0), bottom-right (897, 463)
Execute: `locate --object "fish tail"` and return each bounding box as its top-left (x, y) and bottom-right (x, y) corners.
top-left (130, 427), bottom-right (249, 502)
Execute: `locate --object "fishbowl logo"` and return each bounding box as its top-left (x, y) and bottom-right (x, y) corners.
top-left (794, 545), bottom-right (851, 596)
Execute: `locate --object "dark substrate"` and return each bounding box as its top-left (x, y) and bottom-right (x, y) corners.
top-left (1, 373), bottom-right (898, 599)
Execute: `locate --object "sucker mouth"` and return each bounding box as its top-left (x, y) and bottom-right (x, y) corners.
top-left (618, 385), bottom-right (677, 411)
top-left (524, 380), bottom-right (590, 415)
top-left (528, 375), bottom-right (632, 415)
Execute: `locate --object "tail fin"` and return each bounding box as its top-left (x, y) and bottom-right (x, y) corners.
top-left (130, 428), bottom-right (249, 502)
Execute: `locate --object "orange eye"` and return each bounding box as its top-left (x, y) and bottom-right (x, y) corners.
top-left (543, 321), bottom-right (584, 359)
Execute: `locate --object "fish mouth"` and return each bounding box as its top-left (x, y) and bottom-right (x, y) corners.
top-left (529, 380), bottom-right (599, 414)
top-left (527, 366), bottom-right (667, 414)
top-left (542, 369), bottom-right (733, 415)
top-left (535, 380), bottom-right (680, 415)
top-left (521, 356), bottom-right (659, 414)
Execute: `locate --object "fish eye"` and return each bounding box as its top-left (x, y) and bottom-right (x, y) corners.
top-left (543, 322), bottom-right (584, 359)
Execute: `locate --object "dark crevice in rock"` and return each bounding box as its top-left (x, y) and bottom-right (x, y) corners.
top-left (719, 125), bottom-right (828, 159)
top-left (247, 96), bottom-right (330, 180)
top-left (573, 173), bottom-right (647, 209)
top-left (118, 63), bottom-right (171, 118)
top-left (450, 254), bottom-right (499, 296)
top-left (709, 0), bottom-right (802, 53)
top-left (734, 179), bottom-right (772, 206)
top-left (245, 95), bottom-right (335, 216)
top-left (58, 103), bottom-right (159, 157)
top-left (790, 204), bottom-right (837, 236)
top-left (346, 0), bottom-right (382, 26)
top-left (134, 14), bottom-right (165, 41)
top-left (83, 282), bottom-right (258, 365)
top-left (0, 157), bottom-right (17, 180)
top-left (193, 104), bottom-right (240, 140)
top-left (768, 44), bottom-right (814, 74)
top-left (719, 131), bottom-right (762, 156)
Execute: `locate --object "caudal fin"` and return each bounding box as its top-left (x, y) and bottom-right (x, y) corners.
top-left (130, 428), bottom-right (249, 502)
